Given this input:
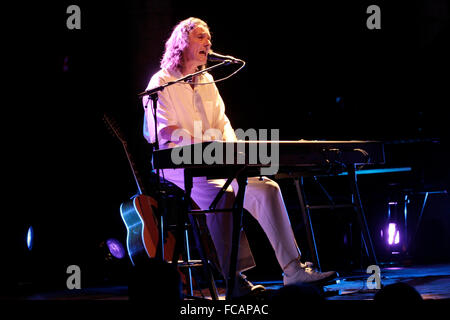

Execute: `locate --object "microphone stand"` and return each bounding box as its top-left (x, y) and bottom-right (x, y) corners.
top-left (139, 60), bottom-right (234, 155)
top-left (138, 60), bottom-right (234, 261)
top-left (138, 59), bottom-right (233, 97)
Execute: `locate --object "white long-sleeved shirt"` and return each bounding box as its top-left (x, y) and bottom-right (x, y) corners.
top-left (143, 68), bottom-right (237, 147)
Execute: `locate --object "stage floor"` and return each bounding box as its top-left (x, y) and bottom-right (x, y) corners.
top-left (12, 263), bottom-right (450, 301)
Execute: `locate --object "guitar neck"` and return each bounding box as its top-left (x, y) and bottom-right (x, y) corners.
top-left (121, 142), bottom-right (146, 196)
top-left (103, 113), bottom-right (148, 196)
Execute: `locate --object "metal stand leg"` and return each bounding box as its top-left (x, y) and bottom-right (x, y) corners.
top-left (226, 174), bottom-right (247, 300)
top-left (348, 165), bottom-right (378, 266)
top-left (294, 177), bottom-right (321, 271)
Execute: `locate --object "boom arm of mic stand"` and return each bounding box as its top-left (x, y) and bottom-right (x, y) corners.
top-left (137, 60), bottom-right (231, 97)
top-left (138, 60), bottom-right (232, 158)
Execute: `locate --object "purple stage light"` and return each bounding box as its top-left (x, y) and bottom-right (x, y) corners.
top-left (106, 238), bottom-right (125, 259)
top-left (388, 223), bottom-right (400, 246)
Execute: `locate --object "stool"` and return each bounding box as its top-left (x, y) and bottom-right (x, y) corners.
top-left (157, 180), bottom-right (220, 300)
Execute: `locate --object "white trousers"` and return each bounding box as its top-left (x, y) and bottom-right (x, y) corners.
top-left (160, 169), bottom-right (301, 279)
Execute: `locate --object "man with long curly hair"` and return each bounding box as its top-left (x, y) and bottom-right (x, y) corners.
top-left (143, 17), bottom-right (337, 297)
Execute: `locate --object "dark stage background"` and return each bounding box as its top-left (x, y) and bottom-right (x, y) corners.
top-left (3, 0), bottom-right (449, 293)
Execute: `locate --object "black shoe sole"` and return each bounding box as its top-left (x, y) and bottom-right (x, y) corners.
top-left (309, 272), bottom-right (339, 287)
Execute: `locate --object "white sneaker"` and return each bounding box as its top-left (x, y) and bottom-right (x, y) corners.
top-left (283, 263), bottom-right (337, 286)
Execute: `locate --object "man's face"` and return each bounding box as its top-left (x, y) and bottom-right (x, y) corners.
top-left (184, 25), bottom-right (212, 68)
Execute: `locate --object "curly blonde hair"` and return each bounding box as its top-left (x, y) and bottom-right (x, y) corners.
top-left (160, 17), bottom-right (209, 72)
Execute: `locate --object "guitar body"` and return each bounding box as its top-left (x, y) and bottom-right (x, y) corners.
top-left (103, 113), bottom-right (177, 265)
top-left (120, 194), bottom-right (176, 265)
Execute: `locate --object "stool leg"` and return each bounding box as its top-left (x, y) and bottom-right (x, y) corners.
top-left (174, 170), bottom-right (194, 267)
top-left (183, 227), bottom-right (194, 297)
top-left (188, 214), bottom-right (219, 300)
top-left (183, 169), bottom-right (219, 300)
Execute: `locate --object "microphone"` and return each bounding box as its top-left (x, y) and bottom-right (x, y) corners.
top-left (208, 51), bottom-right (244, 64)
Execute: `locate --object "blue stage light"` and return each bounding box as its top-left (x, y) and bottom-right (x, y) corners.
top-left (26, 226), bottom-right (34, 251)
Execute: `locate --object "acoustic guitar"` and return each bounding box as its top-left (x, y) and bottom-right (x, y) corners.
top-left (103, 113), bottom-right (175, 265)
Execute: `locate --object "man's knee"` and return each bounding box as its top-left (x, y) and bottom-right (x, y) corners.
top-left (262, 179), bottom-right (282, 196)
top-left (246, 177), bottom-right (282, 199)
